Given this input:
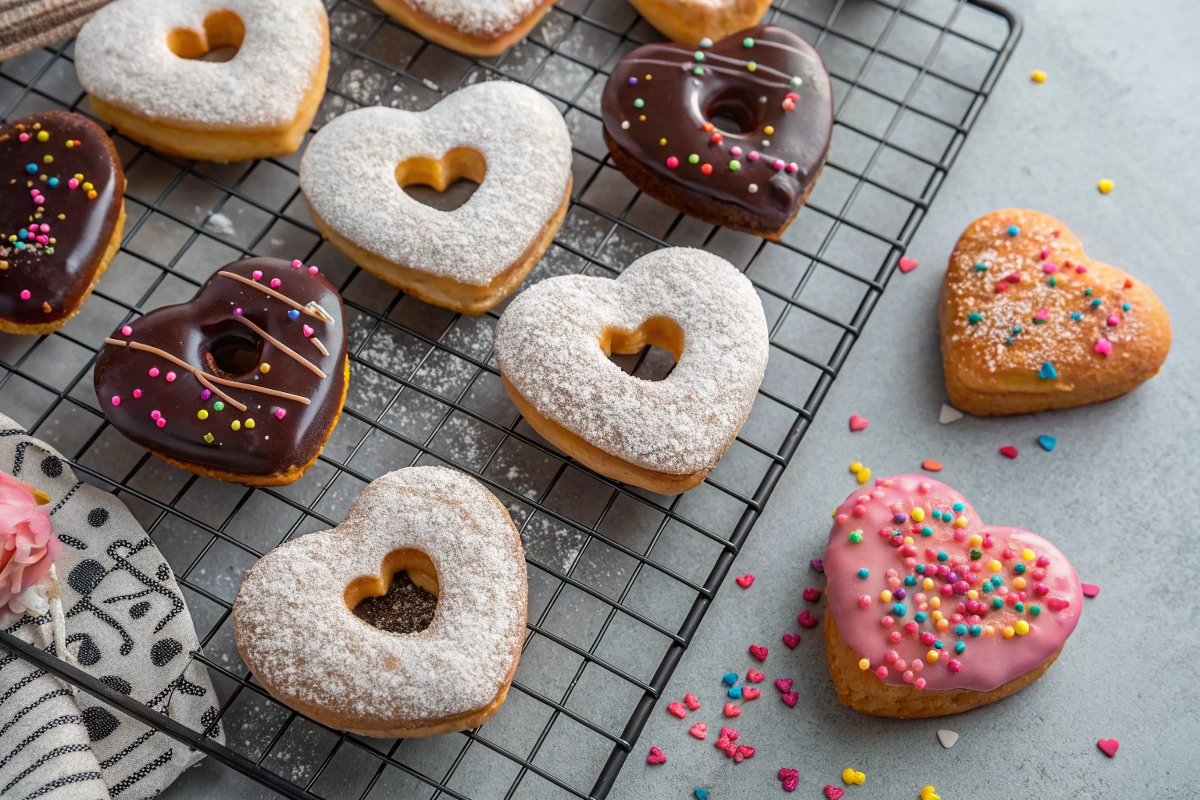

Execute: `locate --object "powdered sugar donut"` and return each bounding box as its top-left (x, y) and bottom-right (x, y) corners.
top-left (74, 0), bottom-right (329, 162)
top-left (300, 81), bottom-right (573, 315)
top-left (373, 0), bottom-right (558, 56)
top-left (823, 474), bottom-right (1084, 718)
top-left (494, 248), bottom-right (769, 495)
top-left (233, 467), bottom-right (528, 737)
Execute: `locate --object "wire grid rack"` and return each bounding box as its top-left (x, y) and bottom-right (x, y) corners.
top-left (0, 0), bottom-right (1018, 797)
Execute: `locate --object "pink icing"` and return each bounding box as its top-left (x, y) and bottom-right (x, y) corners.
top-left (823, 474), bottom-right (1082, 692)
top-left (0, 471), bottom-right (61, 622)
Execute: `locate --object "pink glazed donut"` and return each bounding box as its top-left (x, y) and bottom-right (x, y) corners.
top-left (822, 474), bottom-right (1083, 717)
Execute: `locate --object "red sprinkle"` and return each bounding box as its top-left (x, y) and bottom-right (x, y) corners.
top-left (741, 687), bottom-right (760, 700)
top-left (735, 574), bottom-right (755, 588)
top-left (1097, 738), bottom-right (1120, 758)
top-left (684, 692), bottom-right (701, 710)
top-left (724, 702), bottom-right (741, 717)
top-left (898, 256), bottom-right (918, 273)
top-left (922, 459), bottom-right (943, 472)
top-left (779, 767), bottom-right (800, 792)
top-left (733, 744), bottom-right (755, 763)
top-left (689, 722), bottom-right (707, 739)
top-left (797, 611), bottom-right (818, 628)
top-left (746, 669), bottom-right (765, 683)
top-left (666, 701), bottom-right (687, 719)
top-left (646, 746), bottom-right (667, 764)
top-left (1081, 583), bottom-right (1100, 597)
top-left (782, 633), bottom-right (800, 649)
top-left (748, 644), bottom-right (768, 661)
top-left (825, 787), bottom-right (846, 800)
top-left (802, 587), bottom-right (822, 602)
top-left (781, 691), bottom-right (798, 707)
top-left (1000, 445), bottom-right (1019, 459)
top-left (774, 678), bottom-right (793, 693)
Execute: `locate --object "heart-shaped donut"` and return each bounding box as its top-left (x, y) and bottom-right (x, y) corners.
top-left (628, 0), bottom-right (772, 45)
top-left (0, 112), bottom-right (126, 335)
top-left (939, 209), bottom-right (1171, 415)
top-left (233, 467), bottom-right (528, 737)
top-left (94, 257), bottom-right (348, 486)
top-left (372, 0), bottom-right (559, 56)
top-left (75, 0), bottom-right (329, 162)
top-left (300, 82), bottom-right (573, 315)
top-left (823, 474), bottom-right (1084, 718)
top-left (602, 26), bottom-right (832, 240)
top-left (493, 248), bottom-right (769, 495)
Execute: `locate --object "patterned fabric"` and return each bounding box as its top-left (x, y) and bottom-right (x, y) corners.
top-left (0, 1), bottom-right (114, 62)
top-left (0, 413), bottom-right (223, 797)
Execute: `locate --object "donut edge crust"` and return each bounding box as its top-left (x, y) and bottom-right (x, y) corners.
top-left (824, 607), bottom-right (1064, 718)
top-left (308, 176), bottom-right (572, 316)
top-left (373, 0), bottom-right (559, 57)
top-left (627, 0), bottom-right (773, 45)
top-left (145, 355), bottom-right (349, 487)
top-left (603, 127), bottom-right (824, 242)
top-left (85, 30), bottom-right (330, 163)
top-left (0, 200), bottom-right (125, 336)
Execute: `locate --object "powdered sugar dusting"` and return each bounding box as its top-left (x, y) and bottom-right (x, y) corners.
top-left (405, 0), bottom-right (551, 38)
top-left (494, 248), bottom-right (769, 476)
top-left (233, 467), bottom-right (527, 728)
top-left (75, 0), bottom-right (327, 129)
top-left (299, 82), bottom-right (572, 287)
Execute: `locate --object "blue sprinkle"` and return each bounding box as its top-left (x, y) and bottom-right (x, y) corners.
top-left (921, 526), bottom-right (933, 537)
top-left (727, 686), bottom-right (742, 699)
top-left (1123, 302), bottom-right (1131, 311)
top-left (904, 575), bottom-right (916, 586)
top-left (1070, 312), bottom-right (1083, 321)
top-left (1008, 225), bottom-right (1020, 236)
top-left (955, 624), bottom-right (968, 636)
top-left (857, 568), bottom-right (870, 579)
top-left (722, 672), bottom-right (738, 686)
top-left (25, 163), bottom-right (37, 174)
top-left (18, 229), bottom-right (28, 240)
top-left (695, 790), bottom-right (710, 800)
top-left (14, 241), bottom-right (26, 250)
top-left (915, 611), bottom-right (927, 622)
top-left (937, 551), bottom-right (948, 562)
top-left (1038, 435), bottom-right (1057, 452)
top-left (952, 502), bottom-right (965, 513)
top-left (955, 641), bottom-right (966, 654)
top-left (288, 309), bottom-right (300, 320)
top-left (47, 177), bottom-right (59, 188)
top-left (934, 640), bottom-right (944, 650)
top-left (1038, 362), bottom-right (1058, 380)
top-left (969, 624), bottom-right (982, 637)
top-left (892, 603), bottom-right (907, 616)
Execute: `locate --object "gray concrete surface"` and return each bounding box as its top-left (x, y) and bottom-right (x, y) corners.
top-left (610, 0), bottom-right (1200, 798)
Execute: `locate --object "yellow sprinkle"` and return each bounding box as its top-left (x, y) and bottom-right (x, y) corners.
top-left (644, 74), bottom-right (652, 80)
top-left (36, 131), bottom-right (49, 142)
top-left (936, 618), bottom-right (949, 631)
top-left (43, 155), bottom-right (53, 164)
top-left (73, 173), bottom-right (82, 181)
top-left (1097, 178), bottom-right (1114, 194)
top-left (81, 182), bottom-right (93, 192)
top-left (858, 658), bottom-right (870, 670)
top-left (245, 418), bottom-right (255, 429)
top-left (926, 650), bottom-right (939, 663)
top-left (988, 559), bottom-right (1002, 573)
top-left (856, 467), bottom-right (871, 485)
top-left (231, 420), bottom-right (241, 431)
top-left (968, 534), bottom-right (982, 546)
top-left (984, 625), bottom-right (995, 637)
top-left (1002, 626), bottom-right (1016, 638)
top-left (32, 489), bottom-right (51, 504)
top-left (902, 536), bottom-right (913, 545)
top-left (967, 589), bottom-right (978, 600)
top-left (197, 410), bottom-right (208, 420)
top-left (911, 507), bottom-right (924, 522)
top-left (0, 261), bottom-right (7, 270)
top-left (922, 577), bottom-right (934, 590)
top-left (849, 461), bottom-right (862, 473)
top-left (1013, 576), bottom-right (1027, 590)
top-left (928, 596), bottom-right (940, 610)
top-left (1022, 548), bottom-right (1036, 561)
top-left (260, 363), bottom-right (270, 374)
top-left (1031, 70), bottom-right (1046, 83)
top-left (658, 138), bottom-right (667, 146)
top-left (955, 515), bottom-right (968, 528)
top-left (764, 125), bottom-right (775, 135)
top-left (65, 140), bottom-right (74, 148)
top-left (880, 590), bottom-right (892, 602)
top-left (639, 115), bottom-right (646, 121)
top-left (931, 610), bottom-right (943, 622)
top-left (1015, 620), bottom-right (1030, 635)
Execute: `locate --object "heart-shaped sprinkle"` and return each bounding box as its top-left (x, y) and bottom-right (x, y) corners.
top-left (1000, 445), bottom-right (1019, 459)
top-left (824, 786), bottom-right (845, 800)
top-left (733, 744), bottom-right (755, 763)
top-left (848, 414), bottom-right (870, 432)
top-left (689, 722), bottom-right (707, 739)
top-left (898, 256), bottom-right (919, 273)
top-left (842, 768), bottom-right (865, 785)
top-left (694, 790), bottom-right (709, 800)
top-left (797, 611), bottom-right (818, 628)
top-left (748, 644), bottom-right (768, 661)
top-left (742, 687), bottom-right (761, 700)
top-left (781, 691), bottom-right (798, 707)
top-left (774, 678), bottom-right (793, 693)
top-left (715, 736), bottom-right (736, 756)
top-left (684, 692), bottom-right (701, 709)
top-left (1097, 738), bottom-right (1120, 757)
top-left (722, 672), bottom-right (739, 686)
top-left (1081, 582), bottom-right (1100, 597)
top-left (646, 746), bottom-right (667, 764)
top-left (735, 573), bottom-right (755, 588)
top-left (810, 558), bottom-right (825, 572)
top-left (782, 633), bottom-right (800, 649)
top-left (779, 767), bottom-right (800, 792)
top-left (937, 729), bottom-right (959, 748)
top-left (1038, 434), bottom-right (1057, 451)
top-left (939, 404), bottom-right (964, 424)
top-left (803, 587), bottom-right (822, 602)
top-left (746, 669), bottom-right (765, 683)
top-left (666, 701), bottom-right (687, 719)
top-left (922, 459), bottom-right (943, 471)
top-left (724, 702), bottom-right (741, 717)
top-left (920, 786), bottom-right (941, 800)
top-left (720, 726), bottom-right (739, 741)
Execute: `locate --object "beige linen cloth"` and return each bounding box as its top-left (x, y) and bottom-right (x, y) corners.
top-left (0, 0), bottom-right (112, 61)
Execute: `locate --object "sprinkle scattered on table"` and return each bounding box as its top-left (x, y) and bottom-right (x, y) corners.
top-left (937, 729), bottom-right (959, 748)
top-left (842, 768), bottom-right (866, 785)
top-left (922, 459), bottom-right (943, 472)
top-left (646, 745), bottom-right (667, 764)
top-left (898, 256), bottom-right (919, 273)
top-left (781, 690), bottom-right (798, 707)
top-left (693, 788), bottom-right (709, 800)
top-left (824, 787), bottom-right (845, 800)
top-left (1038, 434), bottom-right (1057, 452)
top-left (803, 587), bottom-right (822, 602)
top-left (920, 786), bottom-right (941, 800)
top-left (810, 558), bottom-right (824, 572)
top-left (689, 722), bottom-right (707, 739)
top-left (667, 701), bottom-right (687, 718)
top-left (939, 404), bottom-right (964, 424)
top-left (849, 461), bottom-right (871, 484)
top-left (1081, 582), bottom-right (1100, 597)
top-left (735, 573), bottom-right (755, 588)
top-left (1031, 69), bottom-right (1047, 83)
top-left (779, 767), bottom-right (800, 792)
top-left (782, 632), bottom-right (800, 649)
top-left (1098, 178), bottom-right (1114, 194)
top-left (748, 644), bottom-right (768, 661)
top-left (685, 692), bottom-right (700, 709)
top-left (797, 610), bottom-right (818, 628)
top-left (999, 445), bottom-right (1019, 459)
top-left (848, 414), bottom-right (870, 432)
top-left (722, 672), bottom-right (739, 686)
top-left (1097, 738), bottom-right (1120, 757)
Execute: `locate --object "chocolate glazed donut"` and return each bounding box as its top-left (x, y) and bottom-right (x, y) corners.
top-left (601, 25), bottom-right (833, 240)
top-left (94, 258), bottom-right (349, 486)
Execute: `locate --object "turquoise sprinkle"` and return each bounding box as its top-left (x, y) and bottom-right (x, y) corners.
top-left (934, 640), bottom-right (944, 650)
top-left (1123, 302), bottom-right (1131, 311)
top-left (916, 565), bottom-right (926, 574)
top-left (892, 603), bottom-right (906, 617)
top-left (1084, 287), bottom-right (1094, 296)
top-left (727, 686), bottom-right (742, 698)
top-left (974, 262), bottom-right (988, 271)
top-left (722, 672), bottom-right (738, 686)
top-left (18, 230), bottom-right (27, 239)
top-left (1015, 602), bottom-right (1025, 612)
top-left (952, 502), bottom-right (965, 512)
top-left (25, 164), bottom-right (36, 174)
top-left (992, 576), bottom-right (1004, 587)
top-left (1014, 563), bottom-right (1027, 574)
top-left (969, 624), bottom-right (982, 637)
top-left (937, 551), bottom-right (949, 562)
top-left (931, 510), bottom-right (942, 520)
top-left (1012, 325), bottom-right (1023, 334)
top-left (992, 597), bottom-right (1004, 609)
top-left (955, 641), bottom-right (966, 654)
top-left (1071, 312), bottom-right (1083, 321)
top-left (1008, 225), bottom-right (1020, 236)
top-left (1038, 362), bottom-right (1058, 380)
top-left (858, 568), bottom-right (870, 579)
top-left (904, 575), bottom-right (916, 586)
top-left (921, 526), bottom-right (933, 537)
top-left (1091, 298), bottom-right (1102, 307)
top-left (695, 790), bottom-right (710, 800)
top-left (915, 612), bottom-right (927, 623)
top-left (955, 624), bottom-right (968, 636)
top-left (633, 98), bottom-right (644, 108)
top-left (1030, 605), bottom-right (1042, 616)
top-left (47, 177), bottom-right (59, 187)
top-left (968, 312), bottom-right (982, 324)
top-left (743, 37), bottom-right (755, 47)
top-left (14, 241), bottom-right (26, 250)
top-left (1049, 276), bottom-right (1057, 286)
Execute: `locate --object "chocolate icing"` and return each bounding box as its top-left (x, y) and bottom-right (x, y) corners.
top-left (353, 571), bottom-right (438, 635)
top-left (94, 258), bottom-right (348, 480)
top-left (0, 111), bottom-right (124, 325)
top-left (601, 26), bottom-right (832, 229)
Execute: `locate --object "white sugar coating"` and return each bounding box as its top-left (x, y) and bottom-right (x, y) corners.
top-left (75, 0), bottom-right (327, 130)
top-left (299, 82), bottom-right (572, 287)
top-left (494, 248), bottom-right (769, 476)
top-left (233, 467), bottom-right (527, 729)
top-left (405, 0), bottom-right (551, 37)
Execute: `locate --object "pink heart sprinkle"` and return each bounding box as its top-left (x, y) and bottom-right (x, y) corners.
top-left (898, 256), bottom-right (918, 273)
top-left (779, 767), bottom-right (799, 792)
top-left (782, 633), bottom-right (800, 649)
top-left (1000, 445), bottom-right (1019, 459)
top-left (748, 644), bottom-right (768, 661)
top-left (715, 736), bottom-right (736, 756)
top-left (741, 687), bottom-right (760, 700)
top-left (810, 558), bottom-right (824, 572)
top-left (733, 744), bottom-right (755, 762)
top-left (303, 324), bottom-right (315, 338)
top-left (683, 692), bottom-right (701, 710)
top-left (689, 722), bottom-right (707, 739)
top-left (848, 414), bottom-right (869, 432)
top-left (746, 669), bottom-right (765, 683)
top-left (646, 746), bottom-right (667, 764)
top-left (720, 726), bottom-right (739, 741)
top-left (774, 678), bottom-right (793, 693)
top-left (781, 691), bottom-right (798, 707)
top-left (1097, 738), bottom-right (1120, 758)
top-left (666, 701), bottom-right (686, 719)
top-left (735, 574), bottom-right (755, 588)
top-left (1095, 338), bottom-right (1113, 355)
top-left (724, 702), bottom-right (741, 717)
top-left (825, 786), bottom-right (845, 800)
top-left (803, 588), bottom-right (822, 602)
top-left (797, 611), bottom-right (818, 628)
top-left (1081, 583), bottom-right (1100, 597)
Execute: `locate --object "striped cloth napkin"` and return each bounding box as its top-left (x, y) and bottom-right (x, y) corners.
top-left (0, 0), bottom-right (113, 61)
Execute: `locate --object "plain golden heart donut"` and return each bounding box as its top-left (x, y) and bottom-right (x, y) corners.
top-left (493, 248), bottom-right (769, 495)
top-left (233, 467), bottom-right (528, 737)
top-left (939, 209), bottom-right (1171, 415)
top-left (372, 0), bottom-right (559, 57)
top-left (75, 0), bottom-right (329, 162)
top-left (628, 0), bottom-right (773, 46)
top-left (299, 82), bottom-right (573, 315)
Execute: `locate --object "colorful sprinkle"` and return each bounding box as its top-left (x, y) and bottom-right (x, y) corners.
top-left (1037, 362), bottom-right (1058, 380)
top-left (1037, 435), bottom-right (1057, 452)
top-left (1007, 225), bottom-right (1020, 236)
top-left (735, 573), bottom-right (754, 588)
top-left (999, 445), bottom-right (1019, 459)
top-left (148, 367), bottom-right (159, 378)
top-left (1097, 178), bottom-right (1114, 194)
top-left (1031, 70), bottom-right (1047, 83)
top-left (110, 396), bottom-right (120, 407)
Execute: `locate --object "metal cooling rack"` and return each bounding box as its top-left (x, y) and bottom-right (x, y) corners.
top-left (0, 0), bottom-right (1019, 797)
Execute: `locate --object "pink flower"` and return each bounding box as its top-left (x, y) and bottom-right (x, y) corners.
top-left (0, 471), bottom-right (60, 622)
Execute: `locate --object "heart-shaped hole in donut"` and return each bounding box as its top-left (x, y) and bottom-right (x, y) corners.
top-left (346, 548), bottom-right (439, 635)
top-left (602, 316), bottom-right (683, 382)
top-left (204, 330), bottom-right (263, 379)
top-left (395, 148), bottom-right (486, 212)
top-left (705, 87), bottom-right (766, 136)
top-left (168, 10), bottom-right (245, 63)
